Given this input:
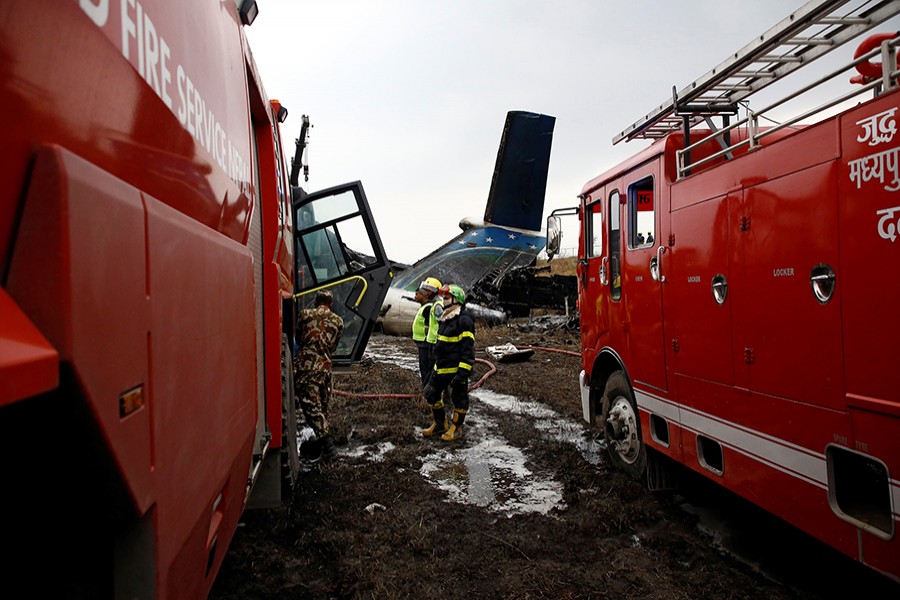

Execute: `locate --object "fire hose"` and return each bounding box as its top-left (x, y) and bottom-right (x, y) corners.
top-left (332, 345), bottom-right (578, 399)
top-left (521, 345), bottom-right (581, 357)
top-left (332, 357), bottom-right (496, 399)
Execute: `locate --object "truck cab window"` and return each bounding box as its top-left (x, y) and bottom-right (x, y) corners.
top-left (627, 176), bottom-right (655, 249)
top-left (609, 190), bottom-right (621, 301)
top-left (296, 189), bottom-right (378, 287)
top-left (586, 199), bottom-right (603, 258)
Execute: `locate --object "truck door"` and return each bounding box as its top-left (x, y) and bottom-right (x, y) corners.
top-left (608, 188), bottom-right (624, 328)
top-left (622, 168), bottom-right (668, 391)
top-left (580, 190), bottom-right (609, 351)
top-left (293, 182), bottom-right (393, 366)
top-left (668, 192), bottom-right (735, 387)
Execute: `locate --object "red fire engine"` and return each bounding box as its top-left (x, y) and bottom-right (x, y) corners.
top-left (547, 0), bottom-right (900, 581)
top-left (0, 1), bottom-right (391, 598)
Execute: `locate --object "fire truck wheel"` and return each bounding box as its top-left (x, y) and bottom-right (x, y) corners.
top-left (601, 370), bottom-right (647, 479)
top-left (281, 334), bottom-right (300, 496)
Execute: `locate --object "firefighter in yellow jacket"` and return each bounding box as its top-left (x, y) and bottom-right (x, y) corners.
top-left (421, 284), bottom-right (475, 441)
top-left (411, 277), bottom-right (442, 386)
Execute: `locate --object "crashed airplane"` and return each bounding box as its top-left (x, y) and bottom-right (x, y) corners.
top-left (379, 110), bottom-right (574, 335)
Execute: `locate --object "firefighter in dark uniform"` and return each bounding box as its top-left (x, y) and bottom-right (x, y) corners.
top-left (294, 289), bottom-right (344, 461)
top-left (421, 284), bottom-right (475, 441)
top-left (411, 277), bottom-right (442, 386)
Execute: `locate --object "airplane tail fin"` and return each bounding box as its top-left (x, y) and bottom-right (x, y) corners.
top-left (483, 111), bottom-right (556, 232)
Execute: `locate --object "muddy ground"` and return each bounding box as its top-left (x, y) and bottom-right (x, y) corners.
top-left (210, 319), bottom-right (898, 600)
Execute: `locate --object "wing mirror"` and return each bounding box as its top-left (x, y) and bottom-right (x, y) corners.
top-left (546, 215), bottom-right (562, 259)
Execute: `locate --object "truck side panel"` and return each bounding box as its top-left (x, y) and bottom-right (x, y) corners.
top-left (839, 92), bottom-right (900, 408)
top-left (7, 147), bottom-right (155, 511)
top-left (146, 183), bottom-right (257, 599)
top-left (736, 160), bottom-right (845, 411)
top-left (839, 90), bottom-right (900, 578)
top-left (0, 2), bottom-right (270, 597)
top-left (5, 145), bottom-right (258, 598)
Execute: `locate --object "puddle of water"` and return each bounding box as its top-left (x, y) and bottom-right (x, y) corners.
top-left (419, 411), bottom-right (566, 516)
top-left (474, 389), bottom-right (603, 465)
top-left (362, 338), bottom-right (603, 516)
top-left (343, 441), bottom-right (396, 462)
top-left (300, 422), bottom-right (398, 463)
top-left (364, 339), bottom-right (420, 373)
top-left (297, 425), bottom-right (398, 467)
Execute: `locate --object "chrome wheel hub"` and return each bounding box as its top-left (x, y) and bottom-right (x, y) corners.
top-left (606, 396), bottom-right (640, 464)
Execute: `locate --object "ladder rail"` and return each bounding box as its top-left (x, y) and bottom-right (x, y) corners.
top-left (614, 0), bottom-right (900, 145)
top-left (675, 35), bottom-right (898, 177)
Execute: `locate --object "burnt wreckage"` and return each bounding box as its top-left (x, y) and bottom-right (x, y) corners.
top-left (469, 263), bottom-right (577, 319)
top-left (378, 110), bottom-right (578, 334)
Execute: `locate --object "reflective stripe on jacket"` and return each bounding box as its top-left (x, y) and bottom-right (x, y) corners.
top-left (432, 307), bottom-right (475, 376)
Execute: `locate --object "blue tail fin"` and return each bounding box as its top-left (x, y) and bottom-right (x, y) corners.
top-left (483, 111), bottom-right (555, 232)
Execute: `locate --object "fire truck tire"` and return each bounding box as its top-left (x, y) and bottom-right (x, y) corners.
top-left (601, 370), bottom-right (647, 479)
top-left (281, 334), bottom-right (300, 497)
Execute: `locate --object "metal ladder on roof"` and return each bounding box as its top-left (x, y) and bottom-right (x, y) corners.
top-left (613, 0), bottom-right (900, 145)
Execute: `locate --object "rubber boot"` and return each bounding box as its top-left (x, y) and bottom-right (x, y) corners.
top-left (441, 409), bottom-right (467, 441)
top-left (318, 435), bottom-right (338, 462)
top-left (421, 408), bottom-right (448, 437)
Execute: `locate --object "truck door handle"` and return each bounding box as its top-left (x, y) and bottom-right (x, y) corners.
top-left (600, 256), bottom-right (609, 286)
top-left (711, 274), bottom-right (728, 304)
top-left (810, 264), bottom-right (836, 304)
top-left (650, 246), bottom-right (666, 282)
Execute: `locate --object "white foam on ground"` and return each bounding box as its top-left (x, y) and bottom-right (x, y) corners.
top-left (419, 410), bottom-right (566, 516)
top-left (343, 441), bottom-right (396, 462)
top-left (363, 339), bottom-right (420, 372)
top-left (475, 389), bottom-right (603, 465)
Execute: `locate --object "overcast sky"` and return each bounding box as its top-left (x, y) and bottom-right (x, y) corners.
top-left (244, 0), bottom-right (893, 264)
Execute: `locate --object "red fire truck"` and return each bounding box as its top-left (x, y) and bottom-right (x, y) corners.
top-left (547, 0), bottom-right (900, 581)
top-left (0, 1), bottom-right (391, 598)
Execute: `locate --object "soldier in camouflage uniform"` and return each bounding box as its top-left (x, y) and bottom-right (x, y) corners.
top-left (293, 290), bottom-right (344, 461)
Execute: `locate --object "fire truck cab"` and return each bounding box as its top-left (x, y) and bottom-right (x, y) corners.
top-left (549, 0), bottom-right (900, 581)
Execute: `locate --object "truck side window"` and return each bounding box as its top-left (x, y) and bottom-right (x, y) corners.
top-left (626, 176), bottom-right (655, 249)
top-left (296, 190), bottom-right (378, 286)
top-left (586, 199), bottom-right (603, 258)
top-left (609, 190), bottom-right (621, 301)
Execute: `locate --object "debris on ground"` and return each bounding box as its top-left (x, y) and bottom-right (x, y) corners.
top-left (509, 313), bottom-right (578, 332)
top-left (484, 343), bottom-right (535, 363)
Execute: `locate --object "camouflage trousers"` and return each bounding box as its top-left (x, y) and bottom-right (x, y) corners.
top-left (294, 369), bottom-right (332, 439)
